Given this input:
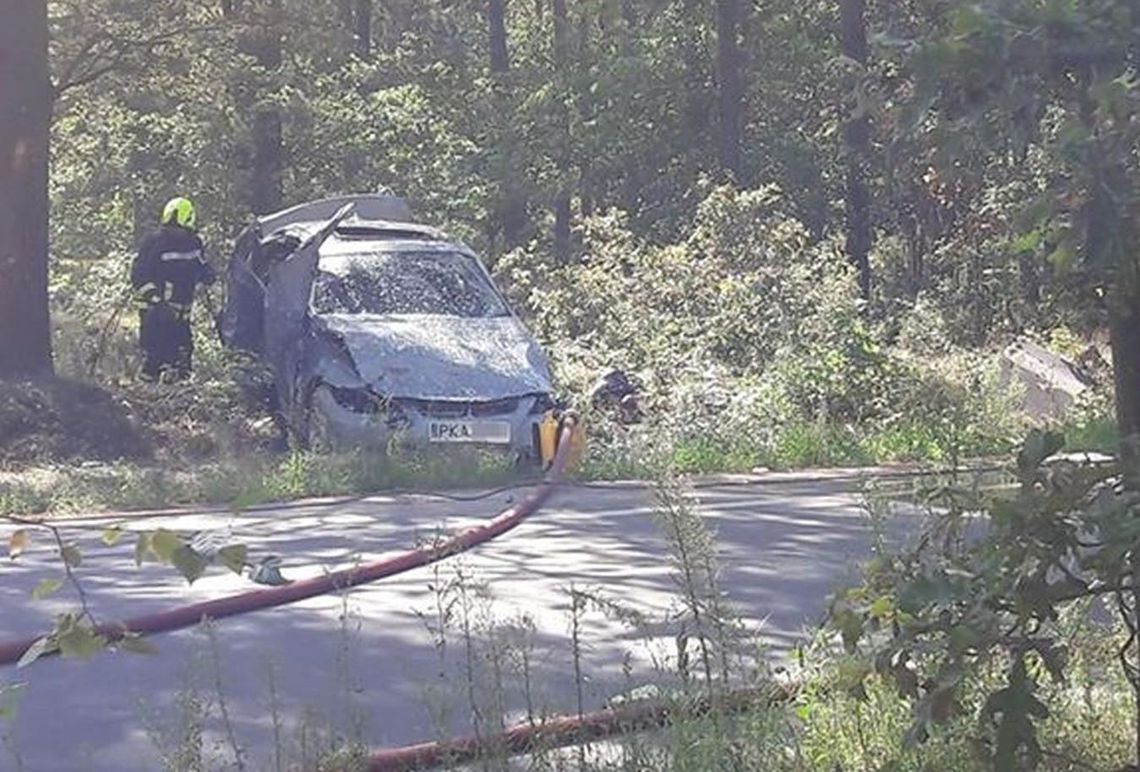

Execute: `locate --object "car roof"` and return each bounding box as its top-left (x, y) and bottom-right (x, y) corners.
top-left (257, 194), bottom-right (413, 234)
top-left (319, 237), bottom-right (468, 260)
top-left (252, 194), bottom-right (481, 265)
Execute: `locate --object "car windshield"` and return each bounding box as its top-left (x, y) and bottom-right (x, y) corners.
top-left (311, 250), bottom-right (509, 318)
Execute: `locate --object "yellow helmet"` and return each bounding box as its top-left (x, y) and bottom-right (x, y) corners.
top-left (161, 197), bottom-right (197, 229)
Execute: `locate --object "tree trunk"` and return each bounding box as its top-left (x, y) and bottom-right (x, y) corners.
top-left (487, 0), bottom-right (528, 250)
top-left (578, 8), bottom-right (594, 219)
top-left (354, 0), bottom-right (372, 57)
top-left (0, 0), bottom-right (53, 377)
top-left (1086, 168), bottom-right (1139, 472)
top-left (621, 0), bottom-right (637, 28)
top-left (488, 0), bottom-right (510, 74)
top-left (1109, 300), bottom-right (1140, 472)
top-left (237, 0), bottom-right (284, 215)
top-left (552, 0), bottom-right (572, 262)
top-left (840, 0), bottom-right (873, 300)
top-left (716, 0), bottom-right (743, 182)
top-left (681, 0), bottom-right (709, 138)
top-left (337, 0), bottom-right (352, 32)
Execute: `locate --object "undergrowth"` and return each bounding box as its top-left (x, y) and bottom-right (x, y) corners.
top-left (0, 407), bottom-right (1117, 516)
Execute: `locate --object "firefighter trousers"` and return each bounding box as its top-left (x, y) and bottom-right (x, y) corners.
top-left (139, 305), bottom-right (193, 381)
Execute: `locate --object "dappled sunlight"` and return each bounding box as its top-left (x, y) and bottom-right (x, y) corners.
top-left (0, 477), bottom-right (894, 769)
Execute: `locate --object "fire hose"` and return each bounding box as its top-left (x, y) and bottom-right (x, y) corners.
top-left (0, 418), bottom-right (581, 668)
top-left (363, 684), bottom-right (795, 772)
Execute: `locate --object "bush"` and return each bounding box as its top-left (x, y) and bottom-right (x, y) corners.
top-left (500, 186), bottom-right (1029, 472)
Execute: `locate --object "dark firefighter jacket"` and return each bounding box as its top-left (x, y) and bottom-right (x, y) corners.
top-left (131, 225), bottom-right (216, 313)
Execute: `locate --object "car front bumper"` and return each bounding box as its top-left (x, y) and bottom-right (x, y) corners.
top-left (311, 388), bottom-right (554, 459)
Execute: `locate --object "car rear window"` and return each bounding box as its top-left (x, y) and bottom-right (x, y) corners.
top-left (311, 250), bottom-right (509, 318)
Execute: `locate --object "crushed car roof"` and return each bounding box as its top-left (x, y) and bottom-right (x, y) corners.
top-left (257, 194), bottom-right (413, 234)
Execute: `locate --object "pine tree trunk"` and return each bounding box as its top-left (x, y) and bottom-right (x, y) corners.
top-left (716, 0), bottom-right (743, 182)
top-left (488, 0), bottom-right (510, 74)
top-left (337, 0), bottom-right (352, 32)
top-left (487, 0), bottom-right (527, 249)
top-left (0, 0), bottom-right (53, 377)
top-left (1109, 299), bottom-right (1140, 472)
top-left (238, 0), bottom-right (285, 215)
top-left (681, 0), bottom-right (708, 137)
top-left (840, 0), bottom-right (873, 300)
top-left (552, 0), bottom-right (572, 262)
top-left (578, 11), bottom-right (594, 219)
top-left (354, 0), bottom-right (372, 57)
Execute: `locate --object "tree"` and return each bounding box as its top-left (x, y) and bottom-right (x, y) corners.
top-left (716, 0), bottom-right (743, 182)
top-left (353, 0), bottom-right (372, 57)
top-left (899, 0), bottom-right (1140, 459)
top-left (0, 0), bottom-right (53, 378)
top-left (551, 0), bottom-right (573, 261)
top-left (487, 0), bottom-right (529, 250)
top-left (840, 0), bottom-right (872, 300)
top-left (488, 0), bottom-right (510, 74)
top-left (227, 0), bottom-right (285, 216)
top-left (832, 4), bottom-right (1140, 765)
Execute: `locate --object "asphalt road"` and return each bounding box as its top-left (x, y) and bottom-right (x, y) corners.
top-left (0, 473), bottom-right (908, 771)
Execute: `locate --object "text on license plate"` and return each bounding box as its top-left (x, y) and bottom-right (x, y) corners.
top-left (428, 420), bottom-right (511, 444)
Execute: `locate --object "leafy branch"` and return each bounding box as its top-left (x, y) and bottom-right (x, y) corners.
top-left (4, 514), bottom-right (251, 668)
top-left (831, 428), bottom-right (1140, 769)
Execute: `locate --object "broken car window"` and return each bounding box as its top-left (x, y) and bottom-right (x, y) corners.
top-left (310, 250), bottom-right (508, 318)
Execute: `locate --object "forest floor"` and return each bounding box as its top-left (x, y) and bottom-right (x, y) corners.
top-left (0, 374), bottom-right (1120, 517)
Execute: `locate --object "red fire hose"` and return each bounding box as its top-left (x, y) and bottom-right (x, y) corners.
top-left (363, 684), bottom-right (793, 772)
top-left (0, 419), bottom-right (580, 668)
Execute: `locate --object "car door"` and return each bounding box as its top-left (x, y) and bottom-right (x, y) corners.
top-left (263, 203), bottom-right (355, 425)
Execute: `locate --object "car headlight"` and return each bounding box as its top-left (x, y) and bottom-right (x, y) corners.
top-left (329, 386), bottom-right (380, 414)
top-left (385, 401), bottom-right (411, 429)
top-left (327, 386), bottom-right (410, 429)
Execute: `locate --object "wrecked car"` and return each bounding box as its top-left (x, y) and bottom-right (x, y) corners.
top-left (220, 194), bottom-right (561, 462)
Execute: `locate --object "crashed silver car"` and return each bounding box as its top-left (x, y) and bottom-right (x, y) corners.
top-left (220, 194), bottom-right (559, 460)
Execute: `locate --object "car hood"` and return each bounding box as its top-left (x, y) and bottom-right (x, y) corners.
top-left (315, 313), bottom-right (554, 401)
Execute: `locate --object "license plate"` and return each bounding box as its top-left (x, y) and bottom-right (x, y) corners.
top-left (428, 420), bottom-right (511, 444)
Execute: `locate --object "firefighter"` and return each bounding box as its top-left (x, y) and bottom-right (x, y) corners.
top-left (131, 197), bottom-right (217, 382)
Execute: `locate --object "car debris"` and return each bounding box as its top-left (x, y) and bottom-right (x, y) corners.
top-left (590, 368), bottom-right (644, 424)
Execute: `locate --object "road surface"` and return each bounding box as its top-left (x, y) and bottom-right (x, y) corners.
top-left (0, 473), bottom-right (909, 771)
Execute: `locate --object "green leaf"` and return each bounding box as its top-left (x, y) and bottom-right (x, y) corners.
top-left (16, 636), bottom-right (58, 669)
top-left (31, 577), bottom-right (63, 600)
top-left (57, 625), bottom-right (106, 661)
top-left (135, 532), bottom-right (152, 567)
top-left (101, 528), bottom-right (124, 547)
top-left (218, 544), bottom-right (248, 575)
top-left (60, 543), bottom-right (82, 569)
top-left (0, 683), bottom-right (26, 721)
top-left (831, 606), bottom-right (864, 653)
top-left (1047, 240), bottom-right (1077, 274)
top-left (8, 529), bottom-right (30, 559)
top-left (171, 546), bottom-right (208, 584)
top-left (116, 634), bottom-right (158, 656)
top-left (869, 596), bottom-right (893, 620)
top-left (1010, 230), bottom-right (1040, 254)
top-left (149, 529), bottom-right (182, 563)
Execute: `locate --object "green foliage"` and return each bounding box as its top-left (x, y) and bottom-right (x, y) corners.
top-left (832, 430), bottom-right (1140, 768)
top-left (503, 186), bottom-right (1032, 475)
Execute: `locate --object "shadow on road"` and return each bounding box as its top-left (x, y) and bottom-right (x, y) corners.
top-left (0, 478), bottom-right (919, 771)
